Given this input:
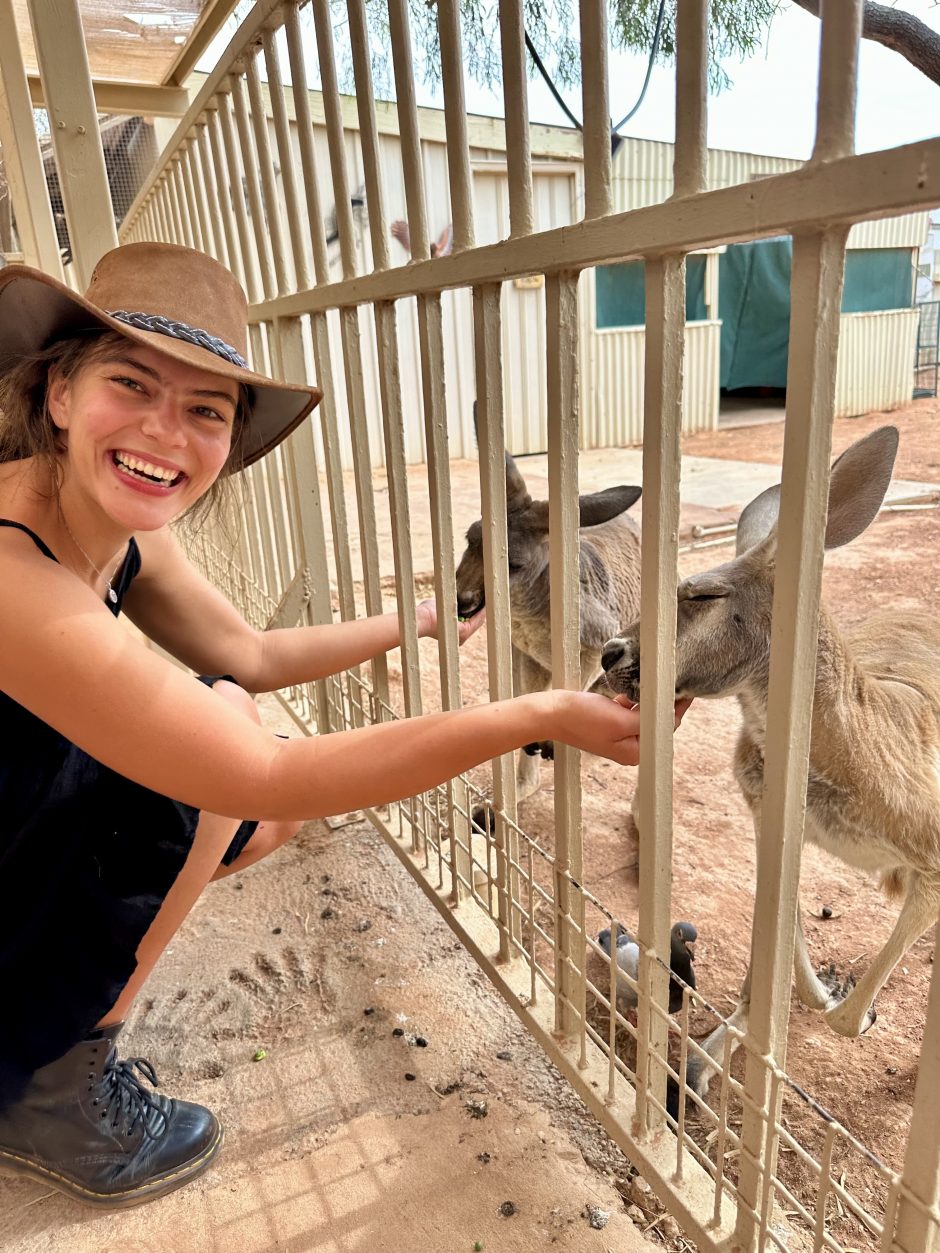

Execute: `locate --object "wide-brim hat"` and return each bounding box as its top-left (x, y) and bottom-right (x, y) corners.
top-left (0, 242), bottom-right (321, 469)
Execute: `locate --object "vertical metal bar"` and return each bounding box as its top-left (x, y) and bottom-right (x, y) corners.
top-left (165, 166), bottom-right (188, 246)
top-left (673, 0), bottom-right (708, 199)
top-left (194, 117), bottom-right (228, 266)
top-left (262, 26), bottom-right (310, 290)
top-left (579, 0), bottom-right (611, 219)
top-left (310, 312), bottom-right (356, 623)
top-left (346, 0), bottom-right (389, 271)
top-left (218, 82), bottom-right (261, 302)
top-left (473, 282), bottom-right (519, 957)
top-left (634, 253), bottom-right (683, 1134)
top-left (436, 0), bottom-right (475, 251)
top-left (374, 300), bottom-right (422, 717)
top-left (417, 291), bottom-right (465, 898)
top-left (894, 924), bottom-right (940, 1252)
top-left (0, 0), bottom-right (63, 276)
top-left (732, 225), bottom-right (851, 1251)
top-left (179, 141), bottom-right (206, 252)
top-left (386, 0), bottom-right (430, 260)
top-left (26, 0), bottom-right (117, 285)
top-left (311, 0), bottom-right (357, 279)
top-left (173, 161), bottom-right (197, 250)
top-left (284, 0), bottom-right (330, 285)
top-left (498, 0), bottom-right (534, 237)
top-left (545, 270), bottom-right (582, 1035)
top-left (232, 68), bottom-right (277, 299)
top-left (245, 49), bottom-right (290, 293)
top-left (206, 104), bottom-right (242, 281)
top-left (812, 0), bottom-right (863, 163)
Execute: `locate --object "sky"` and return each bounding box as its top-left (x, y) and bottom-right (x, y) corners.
top-left (201, 1), bottom-right (940, 162)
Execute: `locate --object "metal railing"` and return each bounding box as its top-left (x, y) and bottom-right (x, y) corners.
top-left (120, 2), bottom-right (940, 1249)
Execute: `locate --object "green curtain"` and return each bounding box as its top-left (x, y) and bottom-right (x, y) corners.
top-left (595, 254), bottom-right (708, 328)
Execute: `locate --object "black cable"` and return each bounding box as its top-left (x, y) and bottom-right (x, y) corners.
top-left (524, 31), bottom-right (582, 131)
top-left (611, 0), bottom-right (667, 134)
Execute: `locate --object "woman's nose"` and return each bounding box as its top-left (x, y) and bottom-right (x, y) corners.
top-left (140, 399), bottom-right (186, 446)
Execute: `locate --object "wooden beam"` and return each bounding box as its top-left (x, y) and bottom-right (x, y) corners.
top-left (26, 0), bottom-right (117, 285)
top-left (162, 0), bottom-right (241, 89)
top-left (0, 0), bottom-right (62, 273)
top-left (28, 74), bottom-right (191, 118)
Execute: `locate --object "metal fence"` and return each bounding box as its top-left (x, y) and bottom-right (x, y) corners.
top-left (119, 1), bottom-right (940, 1248)
top-left (915, 300), bottom-right (939, 398)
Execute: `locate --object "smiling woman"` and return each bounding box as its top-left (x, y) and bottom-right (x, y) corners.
top-left (0, 243), bottom-right (660, 1210)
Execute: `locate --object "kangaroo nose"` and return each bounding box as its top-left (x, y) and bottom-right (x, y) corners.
top-left (601, 641), bottom-right (625, 672)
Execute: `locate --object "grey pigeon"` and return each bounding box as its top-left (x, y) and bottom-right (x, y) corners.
top-left (597, 920), bottom-right (697, 1015)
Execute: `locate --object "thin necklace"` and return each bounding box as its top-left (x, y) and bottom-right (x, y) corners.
top-left (58, 509), bottom-right (124, 605)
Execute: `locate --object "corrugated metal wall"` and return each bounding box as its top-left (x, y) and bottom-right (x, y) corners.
top-left (581, 320), bottom-right (720, 446)
top-left (834, 307), bottom-right (920, 416)
top-left (203, 95), bottom-right (929, 465)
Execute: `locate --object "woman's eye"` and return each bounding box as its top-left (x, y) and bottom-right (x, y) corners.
top-left (112, 375), bottom-right (145, 393)
top-left (193, 406), bottom-right (228, 422)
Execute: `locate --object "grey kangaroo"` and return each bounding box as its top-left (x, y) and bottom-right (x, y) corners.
top-left (601, 426), bottom-right (940, 1095)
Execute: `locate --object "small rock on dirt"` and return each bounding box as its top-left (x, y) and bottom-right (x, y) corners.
top-left (630, 1176), bottom-right (653, 1207)
top-left (583, 1205), bottom-right (610, 1230)
top-left (496, 1050), bottom-right (512, 1061)
top-left (356, 918), bottom-right (372, 932)
top-left (626, 1204), bottom-right (646, 1224)
top-left (499, 1201), bottom-right (518, 1218)
top-left (466, 1099), bottom-right (488, 1119)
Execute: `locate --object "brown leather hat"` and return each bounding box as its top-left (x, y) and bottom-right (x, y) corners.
top-left (0, 242), bottom-right (321, 469)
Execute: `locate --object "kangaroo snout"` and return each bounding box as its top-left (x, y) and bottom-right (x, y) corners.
top-left (601, 636), bottom-right (640, 700)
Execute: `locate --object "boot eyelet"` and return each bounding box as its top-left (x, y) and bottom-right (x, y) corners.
top-left (92, 1098), bottom-right (98, 1105)
top-left (100, 1111), bottom-right (107, 1119)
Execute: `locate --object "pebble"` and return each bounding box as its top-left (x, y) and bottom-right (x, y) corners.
top-left (357, 918), bottom-right (372, 932)
top-left (320, 907), bottom-right (334, 920)
top-left (466, 1099), bottom-right (489, 1119)
top-left (404, 1072), bottom-right (416, 1081)
top-left (822, 904), bottom-right (833, 919)
top-left (660, 1215), bottom-right (681, 1239)
top-left (583, 1205), bottom-right (610, 1230)
top-left (499, 1201), bottom-right (518, 1218)
top-left (630, 1176), bottom-right (653, 1207)
top-left (495, 1050), bottom-right (512, 1061)
top-left (478, 1152), bottom-right (491, 1165)
top-left (363, 1006), bottom-right (375, 1016)
top-left (271, 927), bottom-right (281, 935)
top-left (626, 1204), bottom-right (646, 1224)
top-left (392, 1027), bottom-right (405, 1037)
top-left (415, 1036), bottom-right (428, 1048)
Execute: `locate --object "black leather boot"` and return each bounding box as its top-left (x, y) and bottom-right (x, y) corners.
top-left (0, 1022), bottom-right (222, 1208)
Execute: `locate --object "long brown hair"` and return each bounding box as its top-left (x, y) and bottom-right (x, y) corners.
top-left (0, 329), bottom-right (250, 521)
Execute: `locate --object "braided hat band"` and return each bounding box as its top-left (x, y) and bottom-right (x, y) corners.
top-left (108, 311), bottom-right (249, 370)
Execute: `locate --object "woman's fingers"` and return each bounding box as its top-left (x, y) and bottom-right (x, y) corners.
top-left (457, 607), bottom-right (486, 645)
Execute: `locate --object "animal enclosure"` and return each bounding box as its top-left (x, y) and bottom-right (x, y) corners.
top-left (113, 0), bottom-right (940, 1249)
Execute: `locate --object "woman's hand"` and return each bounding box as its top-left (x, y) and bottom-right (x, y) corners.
top-left (416, 598), bottom-right (486, 646)
top-left (547, 691), bottom-right (693, 767)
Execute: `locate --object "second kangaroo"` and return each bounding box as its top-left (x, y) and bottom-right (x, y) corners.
top-left (455, 446), bottom-right (642, 809)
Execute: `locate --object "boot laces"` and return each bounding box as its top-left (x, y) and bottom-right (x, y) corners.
top-left (100, 1054), bottom-right (168, 1138)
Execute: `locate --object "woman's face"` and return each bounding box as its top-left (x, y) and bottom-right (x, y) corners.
top-left (47, 341), bottom-right (239, 530)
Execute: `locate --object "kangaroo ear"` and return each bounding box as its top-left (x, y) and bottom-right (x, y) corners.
top-left (824, 426), bottom-right (898, 550)
top-left (578, 485), bottom-right (641, 528)
top-left (736, 483), bottom-right (781, 556)
top-left (505, 450), bottom-right (532, 513)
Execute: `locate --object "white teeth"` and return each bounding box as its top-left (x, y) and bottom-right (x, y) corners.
top-left (115, 452), bottom-right (180, 484)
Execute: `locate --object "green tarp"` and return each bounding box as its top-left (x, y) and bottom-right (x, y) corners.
top-left (595, 241), bottom-right (914, 391)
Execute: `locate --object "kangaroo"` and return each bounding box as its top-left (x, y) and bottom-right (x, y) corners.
top-left (600, 426), bottom-right (940, 1095)
top-left (455, 446), bottom-right (642, 811)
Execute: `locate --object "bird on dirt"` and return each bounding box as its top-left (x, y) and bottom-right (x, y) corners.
top-left (597, 921), bottom-right (698, 1015)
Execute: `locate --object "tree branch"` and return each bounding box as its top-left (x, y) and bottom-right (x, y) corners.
top-left (790, 1), bottom-right (940, 87)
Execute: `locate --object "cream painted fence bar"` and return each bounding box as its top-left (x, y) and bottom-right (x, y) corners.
top-left (120, 0), bottom-right (940, 1248)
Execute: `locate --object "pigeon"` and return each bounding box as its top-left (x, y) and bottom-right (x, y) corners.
top-left (390, 219), bottom-right (454, 258)
top-left (597, 920), bottom-right (697, 1015)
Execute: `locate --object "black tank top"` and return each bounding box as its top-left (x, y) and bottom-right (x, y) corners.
top-left (0, 519), bottom-right (141, 615)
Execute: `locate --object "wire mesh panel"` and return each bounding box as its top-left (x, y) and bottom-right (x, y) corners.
top-left (915, 300), bottom-right (939, 398)
top-left (118, 1), bottom-right (940, 1249)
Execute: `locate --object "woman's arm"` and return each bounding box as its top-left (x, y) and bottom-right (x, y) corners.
top-left (1, 540), bottom-right (649, 822)
top-left (125, 528), bottom-right (481, 690)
